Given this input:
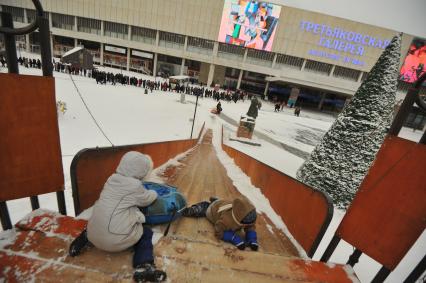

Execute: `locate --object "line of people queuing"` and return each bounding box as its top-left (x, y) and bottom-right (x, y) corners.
top-left (1, 54), bottom-right (257, 106)
top-left (91, 69), bottom-right (252, 104)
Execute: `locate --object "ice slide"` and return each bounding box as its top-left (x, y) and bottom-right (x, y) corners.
top-left (0, 129), bottom-right (358, 282)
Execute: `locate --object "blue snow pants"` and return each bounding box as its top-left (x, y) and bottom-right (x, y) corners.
top-left (132, 226), bottom-right (154, 268)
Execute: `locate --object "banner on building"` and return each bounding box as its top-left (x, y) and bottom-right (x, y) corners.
top-left (131, 50), bottom-right (154, 59)
top-left (399, 38), bottom-right (426, 83)
top-left (218, 0), bottom-right (281, 52)
top-left (104, 45), bottom-right (126, 55)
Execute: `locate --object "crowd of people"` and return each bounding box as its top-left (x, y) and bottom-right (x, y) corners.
top-left (1, 55), bottom-right (304, 117)
top-left (90, 68), bottom-right (256, 104)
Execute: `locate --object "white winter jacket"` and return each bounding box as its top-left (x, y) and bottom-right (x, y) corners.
top-left (87, 151), bottom-right (158, 252)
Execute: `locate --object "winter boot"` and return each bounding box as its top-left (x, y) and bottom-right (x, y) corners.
top-left (133, 263), bottom-right (167, 282)
top-left (69, 229), bottom-right (89, 257)
top-left (180, 201), bottom-right (210, 217)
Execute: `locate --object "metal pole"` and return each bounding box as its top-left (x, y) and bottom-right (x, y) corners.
top-left (372, 266), bottom-right (392, 283)
top-left (346, 249), bottom-right (363, 267)
top-left (320, 235), bottom-right (341, 262)
top-left (388, 87), bottom-right (418, 136)
top-left (404, 254), bottom-right (426, 283)
top-left (190, 93), bottom-right (199, 139)
top-left (38, 16), bottom-right (53, 76)
top-left (0, 201), bottom-right (13, 230)
top-left (30, 196), bottom-right (40, 210)
top-left (1, 12), bottom-right (19, 74)
top-left (56, 191), bottom-right (67, 215)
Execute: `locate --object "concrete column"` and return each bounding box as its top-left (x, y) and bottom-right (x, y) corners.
top-left (264, 81), bottom-right (270, 99)
top-left (243, 48), bottom-right (248, 63)
top-left (213, 42), bottom-right (219, 57)
top-left (318, 92), bottom-right (327, 110)
top-left (153, 53), bottom-right (158, 76)
top-left (100, 42), bottom-right (104, 66)
top-left (183, 36), bottom-right (188, 52)
top-left (357, 71), bottom-right (364, 82)
top-left (48, 12), bottom-right (52, 28)
top-left (300, 59), bottom-right (307, 71)
top-left (74, 16), bottom-right (77, 31)
top-left (74, 38), bottom-right (78, 47)
top-left (126, 47), bottom-right (130, 71)
top-left (128, 25), bottom-right (131, 41)
top-left (155, 30), bottom-right (160, 46)
top-left (237, 69), bottom-right (243, 89)
top-left (271, 53), bottom-right (277, 68)
top-left (49, 34), bottom-right (53, 56)
top-left (207, 64), bottom-right (215, 87)
top-left (100, 21), bottom-right (104, 36)
top-left (180, 58), bottom-right (185, 75)
top-left (329, 65), bottom-right (335, 76)
top-left (287, 87), bottom-right (300, 107)
top-left (22, 9), bottom-right (29, 52)
top-left (25, 34), bottom-right (30, 52)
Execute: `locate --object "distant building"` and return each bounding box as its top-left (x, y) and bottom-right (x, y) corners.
top-left (0, 0), bottom-right (425, 128)
top-left (61, 46), bottom-right (93, 69)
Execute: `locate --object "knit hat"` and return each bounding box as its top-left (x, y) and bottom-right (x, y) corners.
top-left (241, 209), bottom-right (257, 224)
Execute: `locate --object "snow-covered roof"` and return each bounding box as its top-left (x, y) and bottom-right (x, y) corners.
top-left (62, 46), bottom-right (84, 58)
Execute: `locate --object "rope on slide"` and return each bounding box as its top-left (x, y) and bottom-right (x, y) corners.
top-left (68, 74), bottom-right (114, 146)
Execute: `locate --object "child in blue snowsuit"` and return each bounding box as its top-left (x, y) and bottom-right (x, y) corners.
top-left (181, 197), bottom-right (259, 251)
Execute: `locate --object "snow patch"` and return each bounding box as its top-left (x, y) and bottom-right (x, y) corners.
top-left (0, 229), bottom-right (18, 249)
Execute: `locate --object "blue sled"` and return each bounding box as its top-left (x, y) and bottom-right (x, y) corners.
top-left (140, 182), bottom-right (187, 225)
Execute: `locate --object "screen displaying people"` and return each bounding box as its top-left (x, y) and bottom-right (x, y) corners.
top-left (218, 0), bottom-right (281, 51)
top-left (400, 39), bottom-right (426, 83)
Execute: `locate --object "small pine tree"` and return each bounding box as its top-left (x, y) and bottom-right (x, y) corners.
top-left (296, 33), bottom-right (402, 209)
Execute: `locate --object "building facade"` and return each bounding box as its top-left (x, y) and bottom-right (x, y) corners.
top-left (1, 0), bottom-right (425, 120)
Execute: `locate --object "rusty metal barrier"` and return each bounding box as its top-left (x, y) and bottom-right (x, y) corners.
top-left (221, 126), bottom-right (333, 257)
top-left (71, 122), bottom-right (205, 215)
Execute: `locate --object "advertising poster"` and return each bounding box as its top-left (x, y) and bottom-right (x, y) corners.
top-left (400, 38), bottom-right (426, 83)
top-left (218, 0), bottom-right (281, 51)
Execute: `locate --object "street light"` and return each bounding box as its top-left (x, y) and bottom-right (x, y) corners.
top-left (190, 89), bottom-right (199, 139)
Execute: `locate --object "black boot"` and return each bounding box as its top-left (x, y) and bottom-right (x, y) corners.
top-left (180, 201), bottom-right (210, 217)
top-left (133, 263), bottom-right (167, 282)
top-left (69, 229), bottom-right (89, 257)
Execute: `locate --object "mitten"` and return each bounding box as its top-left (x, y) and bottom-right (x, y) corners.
top-left (245, 230), bottom-right (258, 251)
top-left (223, 230), bottom-right (245, 250)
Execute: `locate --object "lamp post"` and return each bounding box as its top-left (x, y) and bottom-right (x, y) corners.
top-left (190, 90), bottom-right (199, 139)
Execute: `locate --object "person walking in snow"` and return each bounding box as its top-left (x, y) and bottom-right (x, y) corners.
top-left (294, 106), bottom-right (301, 117)
top-left (69, 151), bottom-right (166, 282)
top-left (181, 197), bottom-right (259, 251)
top-left (216, 101), bottom-right (223, 114)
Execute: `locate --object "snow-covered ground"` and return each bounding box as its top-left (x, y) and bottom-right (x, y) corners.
top-left (1, 60), bottom-right (424, 283)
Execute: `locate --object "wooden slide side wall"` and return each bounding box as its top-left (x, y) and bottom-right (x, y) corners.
top-left (71, 123), bottom-right (204, 215)
top-left (221, 133), bottom-right (332, 257)
top-left (0, 74), bottom-right (64, 201)
top-left (337, 136), bottom-right (426, 270)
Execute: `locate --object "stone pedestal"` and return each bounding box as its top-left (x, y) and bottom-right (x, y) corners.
top-left (237, 116), bottom-right (255, 139)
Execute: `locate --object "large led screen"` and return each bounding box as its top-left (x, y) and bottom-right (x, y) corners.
top-left (218, 0), bottom-right (281, 51)
top-left (400, 38), bottom-right (426, 83)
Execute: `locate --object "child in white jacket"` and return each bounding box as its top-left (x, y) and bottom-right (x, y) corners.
top-left (69, 151), bottom-right (166, 282)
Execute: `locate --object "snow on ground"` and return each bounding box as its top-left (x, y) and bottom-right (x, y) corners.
top-left (1, 60), bottom-right (424, 282)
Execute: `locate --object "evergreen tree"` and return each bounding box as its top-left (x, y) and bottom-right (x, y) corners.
top-left (296, 33), bottom-right (401, 209)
